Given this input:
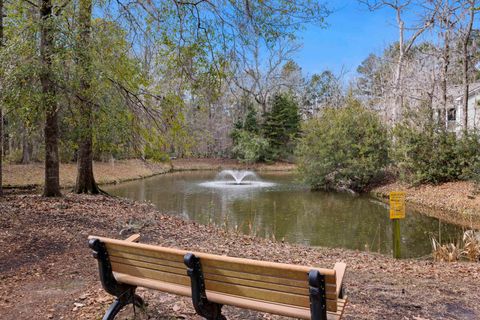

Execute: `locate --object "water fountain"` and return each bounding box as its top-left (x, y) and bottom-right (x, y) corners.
top-left (199, 170), bottom-right (275, 188)
top-left (217, 170), bottom-right (258, 185)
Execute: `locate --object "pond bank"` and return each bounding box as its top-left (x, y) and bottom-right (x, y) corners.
top-left (4, 158), bottom-right (480, 230)
top-left (0, 192), bottom-right (479, 319)
top-left (372, 181), bottom-right (480, 230)
top-left (2, 158), bottom-right (295, 189)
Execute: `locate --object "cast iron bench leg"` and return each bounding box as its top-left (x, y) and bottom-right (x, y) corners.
top-left (89, 238), bottom-right (145, 320)
top-left (103, 294), bottom-right (144, 320)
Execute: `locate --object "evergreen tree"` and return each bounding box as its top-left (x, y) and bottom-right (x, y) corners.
top-left (263, 93), bottom-right (300, 158)
top-left (243, 104), bottom-right (259, 134)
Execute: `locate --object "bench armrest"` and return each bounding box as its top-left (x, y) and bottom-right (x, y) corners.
top-left (334, 262), bottom-right (346, 298)
top-left (125, 234), bottom-right (141, 242)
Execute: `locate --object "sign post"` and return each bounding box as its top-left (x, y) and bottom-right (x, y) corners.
top-left (389, 191), bottom-right (405, 259)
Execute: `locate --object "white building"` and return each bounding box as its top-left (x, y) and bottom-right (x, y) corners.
top-left (442, 83), bottom-right (480, 133)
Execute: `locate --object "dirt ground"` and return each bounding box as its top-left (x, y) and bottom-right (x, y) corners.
top-left (1, 191), bottom-right (479, 320)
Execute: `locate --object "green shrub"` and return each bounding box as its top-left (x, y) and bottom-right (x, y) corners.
top-left (296, 99), bottom-right (389, 192)
top-left (143, 144), bottom-right (170, 162)
top-left (391, 123), bottom-right (461, 184)
top-left (456, 131), bottom-right (480, 182)
top-left (232, 130), bottom-right (270, 164)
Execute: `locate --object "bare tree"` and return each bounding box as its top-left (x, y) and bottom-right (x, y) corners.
top-left (458, 0), bottom-right (477, 130)
top-left (232, 38), bottom-right (303, 115)
top-left (435, 0), bottom-right (459, 126)
top-left (360, 0), bottom-right (439, 123)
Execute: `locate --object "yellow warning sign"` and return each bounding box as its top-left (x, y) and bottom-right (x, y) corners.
top-left (389, 191), bottom-right (405, 219)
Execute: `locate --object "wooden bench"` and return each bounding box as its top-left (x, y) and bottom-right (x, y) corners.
top-left (88, 234), bottom-right (347, 320)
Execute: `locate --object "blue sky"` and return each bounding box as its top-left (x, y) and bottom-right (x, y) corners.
top-left (295, 1), bottom-right (401, 79)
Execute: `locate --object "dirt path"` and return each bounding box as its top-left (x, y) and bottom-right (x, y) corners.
top-left (1, 192), bottom-right (479, 320)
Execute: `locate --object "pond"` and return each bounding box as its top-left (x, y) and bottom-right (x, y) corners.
top-left (104, 171), bottom-right (463, 258)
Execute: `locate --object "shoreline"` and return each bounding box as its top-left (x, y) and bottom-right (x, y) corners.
top-left (3, 158), bottom-right (480, 230)
top-left (371, 181), bottom-right (480, 230)
top-left (2, 158), bottom-right (296, 190)
top-left (0, 192), bottom-right (479, 319)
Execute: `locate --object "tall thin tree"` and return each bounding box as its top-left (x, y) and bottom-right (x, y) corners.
top-left (437, 0), bottom-right (457, 127)
top-left (40, 0), bottom-right (61, 197)
top-left (0, 0), bottom-right (4, 196)
top-left (360, 0), bottom-right (439, 123)
top-left (460, 0), bottom-right (476, 130)
top-left (75, 0), bottom-right (99, 194)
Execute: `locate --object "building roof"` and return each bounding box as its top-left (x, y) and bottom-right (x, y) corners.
top-left (448, 82), bottom-right (480, 101)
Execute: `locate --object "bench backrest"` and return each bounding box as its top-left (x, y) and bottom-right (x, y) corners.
top-left (89, 236), bottom-right (340, 319)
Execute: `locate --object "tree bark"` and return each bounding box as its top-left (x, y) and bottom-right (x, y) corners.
top-left (462, 1), bottom-right (475, 131)
top-left (40, 0), bottom-right (61, 197)
top-left (74, 0), bottom-right (99, 194)
top-left (21, 130), bottom-right (32, 164)
top-left (440, 27), bottom-right (450, 128)
top-left (0, 0), bottom-right (4, 196)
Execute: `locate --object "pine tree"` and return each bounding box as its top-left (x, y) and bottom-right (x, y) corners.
top-left (263, 93), bottom-right (300, 158)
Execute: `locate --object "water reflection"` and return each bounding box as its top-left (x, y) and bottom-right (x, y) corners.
top-left (105, 171), bottom-right (463, 258)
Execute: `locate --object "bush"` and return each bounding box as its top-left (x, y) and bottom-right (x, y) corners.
top-left (456, 131), bottom-right (480, 182)
top-left (232, 130), bottom-right (270, 164)
top-left (391, 120), bottom-right (480, 184)
top-left (391, 123), bottom-right (460, 184)
top-left (296, 99), bottom-right (389, 192)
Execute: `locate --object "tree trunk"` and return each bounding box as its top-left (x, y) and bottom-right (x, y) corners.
top-left (0, 0), bottom-right (4, 196)
top-left (21, 132), bottom-right (32, 164)
top-left (392, 12), bottom-right (405, 124)
top-left (40, 0), bottom-right (61, 197)
top-left (440, 29), bottom-right (450, 128)
top-left (74, 0), bottom-right (99, 194)
top-left (462, 1), bottom-right (475, 131)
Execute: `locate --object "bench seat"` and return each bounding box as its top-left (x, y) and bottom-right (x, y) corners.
top-left (115, 273), bottom-right (346, 319)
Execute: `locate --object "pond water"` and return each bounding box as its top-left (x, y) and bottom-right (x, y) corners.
top-left (105, 171), bottom-right (464, 258)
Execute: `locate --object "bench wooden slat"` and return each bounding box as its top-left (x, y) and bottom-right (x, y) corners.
top-left (106, 242), bottom-right (185, 264)
top-left (110, 262), bottom-right (191, 287)
top-left (204, 278), bottom-right (310, 308)
top-left (109, 249), bottom-right (186, 269)
top-left (115, 273), bottom-right (345, 320)
top-left (199, 257), bottom-right (336, 285)
top-left (204, 272), bottom-right (310, 296)
top-left (124, 234), bottom-right (141, 242)
top-left (110, 256), bottom-right (186, 276)
top-left (202, 264), bottom-right (308, 288)
top-left (115, 273), bottom-right (191, 297)
top-left (334, 262), bottom-right (347, 297)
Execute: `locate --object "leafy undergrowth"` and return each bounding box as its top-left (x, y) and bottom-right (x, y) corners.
top-left (0, 192), bottom-right (479, 320)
